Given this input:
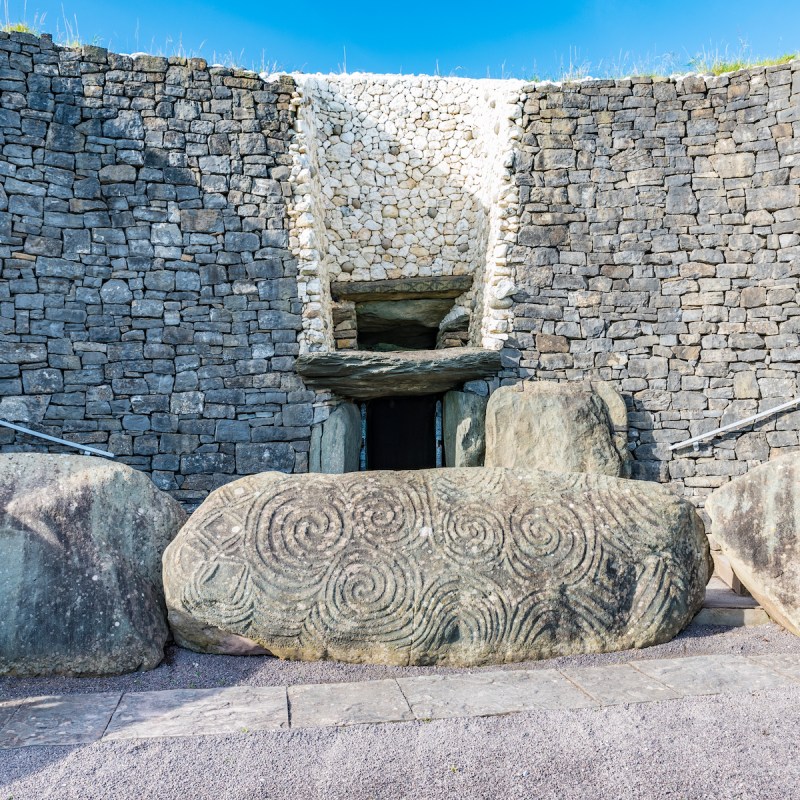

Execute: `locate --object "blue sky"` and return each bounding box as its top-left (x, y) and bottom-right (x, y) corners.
top-left (7, 0), bottom-right (799, 77)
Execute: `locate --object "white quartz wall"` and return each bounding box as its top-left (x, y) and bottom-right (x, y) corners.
top-left (287, 74), bottom-right (524, 352)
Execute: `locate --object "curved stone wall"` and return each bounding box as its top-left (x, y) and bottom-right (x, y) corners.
top-left (0, 29), bottom-right (797, 510)
top-left (507, 62), bottom-right (800, 509)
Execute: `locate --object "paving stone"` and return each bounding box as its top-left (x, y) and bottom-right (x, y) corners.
top-left (288, 679), bottom-right (414, 729)
top-left (748, 653), bottom-right (800, 684)
top-left (103, 687), bottom-right (288, 740)
top-left (0, 693), bottom-right (121, 748)
top-left (693, 608), bottom-right (773, 627)
top-left (561, 664), bottom-right (680, 705)
top-left (398, 670), bottom-right (596, 720)
top-left (631, 655), bottom-right (795, 696)
top-left (0, 699), bottom-right (20, 730)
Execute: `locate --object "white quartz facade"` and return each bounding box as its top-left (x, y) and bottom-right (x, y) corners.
top-left (287, 75), bottom-right (524, 352)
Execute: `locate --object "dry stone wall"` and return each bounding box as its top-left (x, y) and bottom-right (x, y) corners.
top-left (507, 61), bottom-right (800, 509)
top-left (0, 32), bottom-right (310, 506)
top-left (0, 30), bottom-right (797, 511)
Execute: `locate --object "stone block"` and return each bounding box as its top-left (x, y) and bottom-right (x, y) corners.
top-left (484, 381), bottom-right (628, 476)
top-left (234, 442), bottom-right (294, 475)
top-left (443, 390), bottom-right (487, 468)
top-left (310, 402), bottom-right (361, 474)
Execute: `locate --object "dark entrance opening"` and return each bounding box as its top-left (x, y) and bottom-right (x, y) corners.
top-left (366, 395), bottom-right (440, 470)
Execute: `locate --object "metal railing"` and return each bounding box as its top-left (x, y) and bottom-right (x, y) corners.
top-left (670, 397), bottom-right (800, 452)
top-left (0, 419), bottom-right (115, 459)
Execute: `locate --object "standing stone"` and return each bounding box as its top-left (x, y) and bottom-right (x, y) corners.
top-left (163, 468), bottom-right (709, 666)
top-left (706, 453), bottom-right (800, 636)
top-left (310, 402), bottom-right (361, 473)
top-left (0, 454), bottom-right (186, 676)
top-left (443, 390), bottom-right (487, 467)
top-left (484, 381), bottom-right (629, 476)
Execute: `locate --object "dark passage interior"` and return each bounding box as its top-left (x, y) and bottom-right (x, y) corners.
top-left (366, 395), bottom-right (439, 470)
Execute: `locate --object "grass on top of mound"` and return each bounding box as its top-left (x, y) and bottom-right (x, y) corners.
top-left (691, 51), bottom-right (799, 76)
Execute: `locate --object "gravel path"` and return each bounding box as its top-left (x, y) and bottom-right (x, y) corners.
top-left (2, 620), bottom-right (798, 700)
top-left (2, 684), bottom-right (799, 800)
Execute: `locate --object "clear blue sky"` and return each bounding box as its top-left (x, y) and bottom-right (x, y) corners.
top-left (7, 0), bottom-right (799, 78)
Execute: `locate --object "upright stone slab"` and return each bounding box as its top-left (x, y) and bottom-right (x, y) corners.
top-left (0, 454), bottom-right (187, 676)
top-left (706, 453), bottom-right (800, 636)
top-left (163, 468), bottom-right (708, 666)
top-left (443, 390), bottom-right (487, 467)
top-left (310, 402), bottom-right (361, 474)
top-left (485, 381), bottom-right (629, 476)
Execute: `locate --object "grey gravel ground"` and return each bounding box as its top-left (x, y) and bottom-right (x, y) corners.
top-left (2, 684), bottom-right (799, 800)
top-left (2, 620), bottom-right (798, 699)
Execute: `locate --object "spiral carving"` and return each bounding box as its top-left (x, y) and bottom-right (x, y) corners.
top-left (439, 503), bottom-right (505, 564)
top-left (251, 481), bottom-right (350, 590)
top-left (346, 476), bottom-right (430, 548)
top-left (165, 467), bottom-right (708, 667)
top-left (317, 546), bottom-right (417, 644)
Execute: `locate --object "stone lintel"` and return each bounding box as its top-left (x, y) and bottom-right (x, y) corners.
top-left (330, 275), bottom-right (473, 303)
top-left (296, 348), bottom-right (500, 400)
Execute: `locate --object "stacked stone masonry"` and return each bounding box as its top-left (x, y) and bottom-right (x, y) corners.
top-left (506, 62), bottom-right (800, 511)
top-left (0, 32), bottom-right (309, 507)
top-left (0, 30), bottom-right (798, 514)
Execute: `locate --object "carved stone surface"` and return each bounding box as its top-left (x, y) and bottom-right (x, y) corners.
top-left (706, 453), bottom-right (800, 636)
top-left (163, 468), bottom-right (709, 666)
top-left (0, 454), bottom-right (187, 676)
top-left (485, 381), bottom-right (630, 476)
top-left (296, 348), bottom-right (501, 399)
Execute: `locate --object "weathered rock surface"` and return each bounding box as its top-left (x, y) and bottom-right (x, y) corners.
top-left (485, 381), bottom-right (630, 476)
top-left (164, 468), bottom-right (708, 666)
top-left (0, 454), bottom-right (187, 676)
top-left (443, 390), bottom-right (487, 467)
top-left (706, 454), bottom-right (800, 636)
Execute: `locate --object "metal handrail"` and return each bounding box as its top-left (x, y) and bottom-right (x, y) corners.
top-left (670, 397), bottom-right (800, 452)
top-left (0, 419), bottom-right (115, 459)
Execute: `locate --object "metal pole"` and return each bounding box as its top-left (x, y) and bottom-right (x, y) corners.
top-left (0, 419), bottom-right (116, 459)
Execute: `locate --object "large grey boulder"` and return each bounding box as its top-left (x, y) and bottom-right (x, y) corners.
top-left (164, 468), bottom-right (708, 666)
top-left (706, 453), bottom-right (800, 636)
top-left (0, 454), bottom-right (187, 676)
top-left (485, 381), bottom-right (630, 476)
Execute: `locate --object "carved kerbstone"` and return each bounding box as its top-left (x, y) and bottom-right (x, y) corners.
top-left (164, 468), bottom-right (708, 666)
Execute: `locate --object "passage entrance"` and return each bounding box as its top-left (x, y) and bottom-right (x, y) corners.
top-left (365, 395), bottom-right (442, 470)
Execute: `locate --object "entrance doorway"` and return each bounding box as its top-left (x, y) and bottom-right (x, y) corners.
top-left (364, 395), bottom-right (442, 470)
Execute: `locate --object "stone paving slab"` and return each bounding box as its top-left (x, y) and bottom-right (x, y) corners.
top-left (748, 653), bottom-right (800, 683)
top-left (3, 652), bottom-right (800, 748)
top-left (562, 663), bottom-right (681, 705)
top-left (0, 693), bottom-right (121, 748)
top-left (288, 679), bottom-right (414, 729)
top-left (397, 669), bottom-right (596, 720)
top-left (631, 655), bottom-right (796, 696)
top-left (0, 699), bottom-right (20, 730)
top-left (104, 686), bottom-right (288, 740)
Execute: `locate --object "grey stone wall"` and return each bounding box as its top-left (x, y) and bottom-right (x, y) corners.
top-left (0, 32), bottom-right (307, 507)
top-left (0, 30), bottom-right (798, 512)
top-left (508, 62), bottom-right (800, 509)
